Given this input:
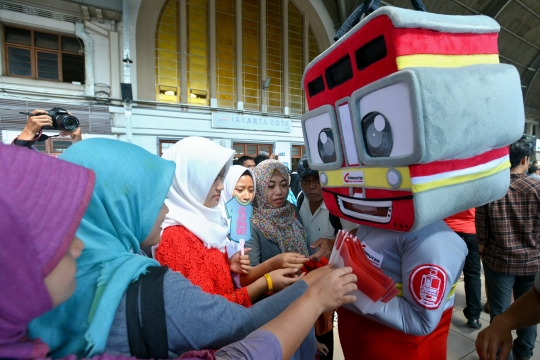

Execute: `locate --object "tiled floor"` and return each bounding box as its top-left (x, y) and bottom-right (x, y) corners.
top-left (331, 271), bottom-right (540, 360)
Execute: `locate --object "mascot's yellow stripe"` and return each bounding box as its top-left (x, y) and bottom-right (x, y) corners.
top-left (395, 282), bottom-right (457, 299)
top-left (324, 166), bottom-right (411, 190)
top-left (411, 160), bottom-right (510, 194)
top-left (396, 54), bottom-right (499, 70)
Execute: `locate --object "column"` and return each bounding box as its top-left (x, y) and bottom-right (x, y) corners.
top-left (282, 0), bottom-right (289, 115)
top-left (236, 0), bottom-right (243, 110)
top-left (180, 0), bottom-right (187, 104)
top-left (209, 0), bottom-right (217, 107)
top-left (260, 0), bottom-right (267, 112)
top-left (303, 17), bottom-right (309, 112)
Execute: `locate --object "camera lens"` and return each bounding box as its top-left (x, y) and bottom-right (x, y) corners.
top-left (361, 111), bottom-right (393, 157)
top-left (61, 115), bottom-right (79, 131)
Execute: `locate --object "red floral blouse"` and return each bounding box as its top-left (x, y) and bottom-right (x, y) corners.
top-left (156, 225), bottom-right (251, 307)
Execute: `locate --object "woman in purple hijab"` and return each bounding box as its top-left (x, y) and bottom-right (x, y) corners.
top-left (0, 143), bottom-right (94, 359)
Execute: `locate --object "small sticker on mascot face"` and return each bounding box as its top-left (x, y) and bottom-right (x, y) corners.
top-left (409, 265), bottom-right (447, 309)
top-left (343, 171), bottom-right (364, 184)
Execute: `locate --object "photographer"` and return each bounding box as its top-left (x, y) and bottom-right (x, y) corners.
top-left (12, 109), bottom-right (82, 149)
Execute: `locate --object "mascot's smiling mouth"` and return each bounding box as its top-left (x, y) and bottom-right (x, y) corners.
top-left (337, 196), bottom-right (392, 223)
top-left (322, 189), bottom-right (413, 225)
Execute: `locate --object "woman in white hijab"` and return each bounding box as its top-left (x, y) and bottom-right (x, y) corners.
top-left (218, 165), bottom-right (256, 257)
top-left (219, 165), bottom-right (311, 290)
top-left (155, 137), bottom-right (301, 307)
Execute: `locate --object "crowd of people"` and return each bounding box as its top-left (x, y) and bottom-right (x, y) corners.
top-left (3, 110), bottom-right (540, 360)
top-left (1, 135), bottom-right (358, 360)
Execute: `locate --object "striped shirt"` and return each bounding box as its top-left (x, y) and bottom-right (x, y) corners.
top-left (476, 173), bottom-right (540, 276)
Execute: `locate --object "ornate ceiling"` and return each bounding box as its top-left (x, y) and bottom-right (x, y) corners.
top-left (320, 0), bottom-right (540, 122)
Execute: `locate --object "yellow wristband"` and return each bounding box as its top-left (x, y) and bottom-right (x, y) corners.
top-left (264, 273), bottom-right (273, 294)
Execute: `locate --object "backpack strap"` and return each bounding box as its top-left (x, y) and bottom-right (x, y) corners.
top-left (297, 192), bottom-right (304, 209)
top-left (329, 214), bottom-right (343, 236)
top-left (126, 266), bottom-right (169, 359)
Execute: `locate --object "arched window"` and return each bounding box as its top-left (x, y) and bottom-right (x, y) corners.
top-left (156, 0), bottom-right (179, 102)
top-left (242, 0), bottom-right (260, 111)
top-left (217, 0), bottom-right (236, 108)
top-left (288, 2), bottom-right (303, 115)
top-left (187, 0), bottom-right (209, 105)
top-left (155, 0), bottom-right (321, 114)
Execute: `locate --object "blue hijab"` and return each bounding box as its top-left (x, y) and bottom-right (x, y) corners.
top-left (29, 138), bottom-right (175, 358)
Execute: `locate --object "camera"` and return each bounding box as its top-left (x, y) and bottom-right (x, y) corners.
top-left (20, 107), bottom-right (80, 132)
top-left (42, 107), bottom-right (80, 132)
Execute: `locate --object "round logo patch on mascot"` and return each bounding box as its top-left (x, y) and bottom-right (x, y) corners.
top-left (409, 264), bottom-right (447, 309)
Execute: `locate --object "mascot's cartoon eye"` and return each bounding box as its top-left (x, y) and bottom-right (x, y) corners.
top-left (318, 128), bottom-right (337, 163)
top-left (356, 82), bottom-right (414, 162)
top-left (303, 108), bottom-right (342, 167)
top-left (361, 112), bottom-right (393, 157)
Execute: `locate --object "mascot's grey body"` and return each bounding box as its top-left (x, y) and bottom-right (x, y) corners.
top-left (301, 6), bottom-right (524, 359)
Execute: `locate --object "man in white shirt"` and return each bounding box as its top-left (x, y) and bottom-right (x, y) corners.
top-left (297, 160), bottom-right (358, 261)
top-left (297, 160), bottom-right (358, 360)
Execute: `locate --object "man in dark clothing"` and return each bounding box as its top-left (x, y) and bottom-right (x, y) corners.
top-left (476, 139), bottom-right (540, 360)
top-left (237, 155), bottom-right (255, 169)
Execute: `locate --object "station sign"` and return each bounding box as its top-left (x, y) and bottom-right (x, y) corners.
top-left (212, 112), bottom-right (292, 133)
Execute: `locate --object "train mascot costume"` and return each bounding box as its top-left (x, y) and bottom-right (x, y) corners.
top-left (301, 0), bottom-right (525, 358)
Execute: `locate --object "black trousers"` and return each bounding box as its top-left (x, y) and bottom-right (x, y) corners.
top-left (316, 329), bottom-right (334, 360)
top-left (456, 232), bottom-right (482, 319)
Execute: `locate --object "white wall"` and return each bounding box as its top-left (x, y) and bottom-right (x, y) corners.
top-left (88, 28), bottom-right (112, 88)
top-left (118, 134), bottom-right (157, 154)
top-left (110, 106), bottom-right (304, 142)
top-left (0, 1), bottom-right (306, 159)
top-left (109, 104), bottom-right (305, 156)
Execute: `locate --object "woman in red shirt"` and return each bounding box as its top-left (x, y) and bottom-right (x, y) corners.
top-left (155, 137), bottom-right (305, 306)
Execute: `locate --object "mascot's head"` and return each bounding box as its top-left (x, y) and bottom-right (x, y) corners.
top-left (301, 5), bottom-right (524, 232)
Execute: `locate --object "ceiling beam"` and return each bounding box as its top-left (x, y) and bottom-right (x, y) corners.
top-left (482, 0), bottom-right (511, 19)
top-left (499, 54), bottom-right (531, 70)
top-left (451, 0), bottom-right (540, 51)
top-left (514, 0), bottom-right (540, 21)
top-left (522, 55), bottom-right (540, 104)
top-left (526, 106), bottom-right (540, 117)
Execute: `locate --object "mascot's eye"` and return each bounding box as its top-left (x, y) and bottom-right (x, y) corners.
top-left (361, 112), bottom-right (393, 157)
top-left (318, 128), bottom-right (337, 163)
top-left (302, 106), bottom-right (342, 168)
top-left (357, 82), bottom-right (414, 160)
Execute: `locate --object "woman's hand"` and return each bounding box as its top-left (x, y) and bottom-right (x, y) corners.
top-left (268, 268), bottom-right (302, 292)
top-left (271, 252), bottom-right (308, 271)
top-left (301, 265), bottom-right (334, 286)
top-left (60, 127), bottom-right (82, 142)
top-left (229, 248), bottom-right (251, 274)
top-left (305, 266), bottom-right (357, 313)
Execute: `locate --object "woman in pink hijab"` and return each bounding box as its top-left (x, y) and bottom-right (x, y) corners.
top-left (0, 143), bottom-right (94, 359)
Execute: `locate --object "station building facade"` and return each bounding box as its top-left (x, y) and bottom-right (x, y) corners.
top-left (0, 0), bottom-right (336, 169)
top-left (3, 0), bottom-right (538, 167)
